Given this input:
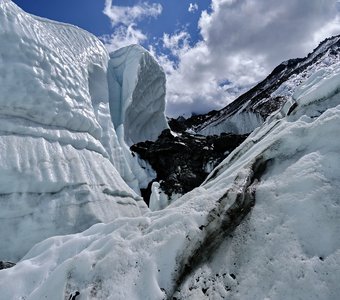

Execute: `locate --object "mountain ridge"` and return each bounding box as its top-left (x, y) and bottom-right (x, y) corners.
top-left (170, 34), bottom-right (340, 135)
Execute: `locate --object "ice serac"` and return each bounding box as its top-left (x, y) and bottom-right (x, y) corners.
top-left (0, 0), bottom-right (147, 261)
top-left (108, 44), bottom-right (169, 146)
top-left (1, 34), bottom-right (339, 299)
top-left (103, 44), bottom-right (168, 193)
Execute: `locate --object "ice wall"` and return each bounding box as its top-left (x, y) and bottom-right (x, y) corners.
top-left (0, 1), bottom-right (148, 261)
top-left (108, 45), bottom-right (169, 146)
top-left (0, 0), bottom-right (109, 138)
top-left (104, 44), bottom-right (169, 192)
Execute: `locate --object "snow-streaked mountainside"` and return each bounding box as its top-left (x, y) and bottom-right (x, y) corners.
top-left (0, 0), bottom-right (168, 261)
top-left (180, 35), bottom-right (340, 136)
top-left (0, 1), bottom-right (340, 299)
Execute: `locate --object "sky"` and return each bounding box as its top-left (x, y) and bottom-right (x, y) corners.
top-left (12, 0), bottom-right (340, 117)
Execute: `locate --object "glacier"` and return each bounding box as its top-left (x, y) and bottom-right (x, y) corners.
top-left (1, 53), bottom-right (339, 298)
top-left (0, 1), bottom-right (339, 299)
top-left (0, 0), bottom-right (168, 261)
top-left (105, 44), bottom-right (168, 192)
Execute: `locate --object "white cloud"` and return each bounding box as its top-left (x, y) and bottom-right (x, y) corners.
top-left (102, 1), bottom-right (162, 51)
top-left (188, 3), bottom-right (199, 13)
top-left (199, 0), bottom-right (340, 68)
top-left (101, 25), bottom-right (147, 51)
top-left (159, 0), bottom-right (340, 117)
top-left (103, 0), bottom-right (162, 26)
top-left (162, 31), bottom-right (191, 55)
top-left (153, 33), bottom-right (246, 117)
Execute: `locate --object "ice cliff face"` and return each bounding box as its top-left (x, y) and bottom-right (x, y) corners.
top-left (0, 1), bottom-right (168, 261)
top-left (105, 44), bottom-right (168, 193)
top-left (108, 45), bottom-right (168, 146)
top-left (0, 0), bottom-right (111, 137)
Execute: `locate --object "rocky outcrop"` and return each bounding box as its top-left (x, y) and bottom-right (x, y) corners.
top-left (0, 261), bottom-right (15, 270)
top-left (131, 129), bottom-right (248, 205)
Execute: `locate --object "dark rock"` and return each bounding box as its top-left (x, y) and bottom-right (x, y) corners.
top-left (0, 261), bottom-right (15, 270)
top-left (168, 116), bottom-right (187, 132)
top-left (168, 110), bottom-right (219, 133)
top-left (131, 129), bottom-right (248, 204)
top-left (68, 291), bottom-right (80, 300)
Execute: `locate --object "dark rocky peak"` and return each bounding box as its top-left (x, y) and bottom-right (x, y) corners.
top-left (168, 110), bottom-right (219, 133)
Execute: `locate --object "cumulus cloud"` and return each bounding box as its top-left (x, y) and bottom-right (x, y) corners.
top-left (188, 3), bottom-right (199, 13)
top-left (162, 31), bottom-right (191, 55)
top-left (199, 0), bottom-right (340, 68)
top-left (101, 25), bottom-right (147, 51)
top-left (102, 0), bottom-right (162, 51)
top-left (103, 0), bottom-right (162, 26)
top-left (161, 0), bottom-right (340, 117)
